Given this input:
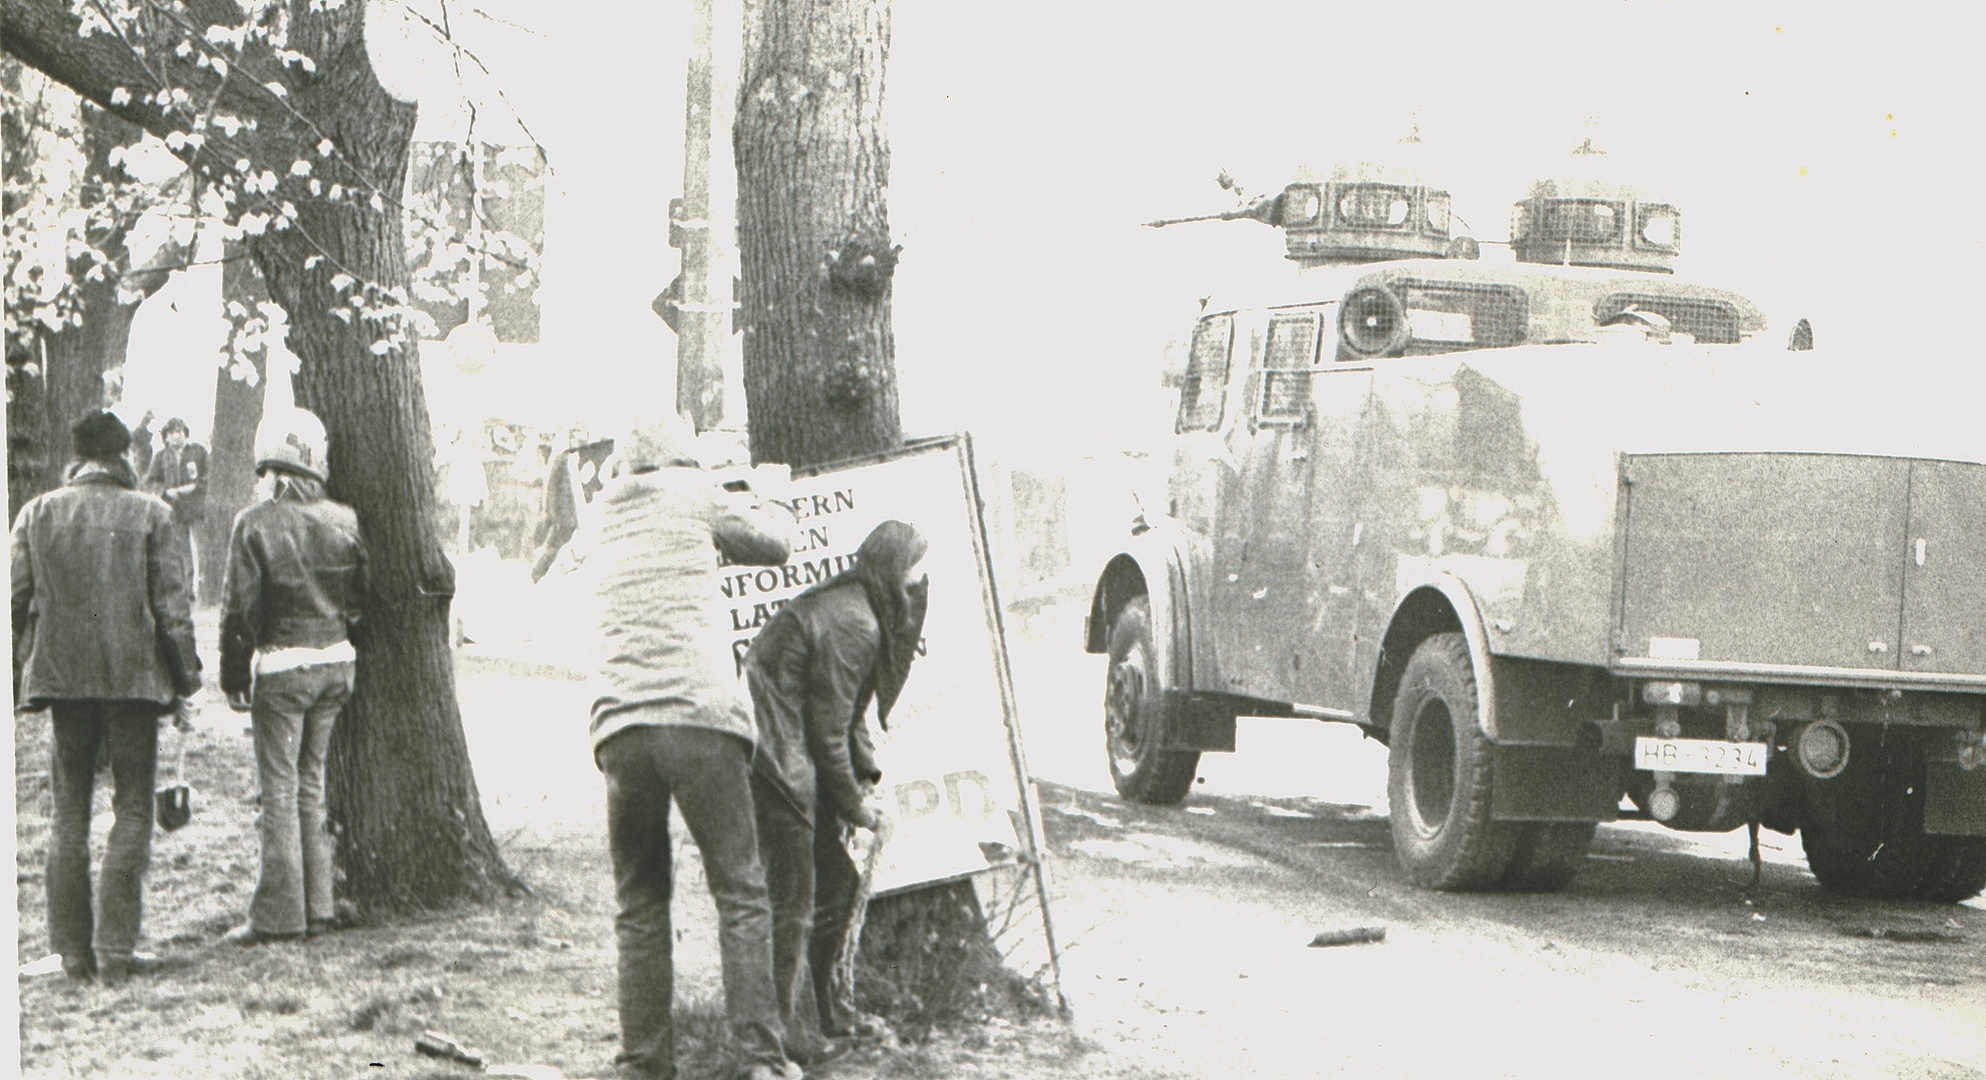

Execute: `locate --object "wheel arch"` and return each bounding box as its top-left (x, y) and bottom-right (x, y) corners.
top-left (1084, 525), bottom-right (1224, 695)
top-left (1370, 575), bottom-right (1499, 741)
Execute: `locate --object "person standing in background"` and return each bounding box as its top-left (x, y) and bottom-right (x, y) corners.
top-left (11, 410), bottom-right (202, 985)
top-left (127, 409), bottom-right (156, 478)
top-left (143, 417), bottom-right (209, 601)
top-left (219, 408), bottom-right (368, 947)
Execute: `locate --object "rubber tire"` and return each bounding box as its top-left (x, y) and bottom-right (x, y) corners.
top-left (1103, 596), bottom-right (1200, 806)
top-left (1500, 822), bottom-right (1596, 892)
top-left (1801, 729), bottom-right (1986, 903)
top-left (1386, 633), bottom-right (1520, 890)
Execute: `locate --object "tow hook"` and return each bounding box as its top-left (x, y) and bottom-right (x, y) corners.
top-left (1649, 703), bottom-right (1681, 822)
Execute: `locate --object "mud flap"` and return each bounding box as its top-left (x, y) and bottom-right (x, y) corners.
top-left (1160, 690), bottom-right (1237, 753)
top-left (1490, 745), bottom-right (1622, 822)
top-left (1924, 761), bottom-right (1986, 836)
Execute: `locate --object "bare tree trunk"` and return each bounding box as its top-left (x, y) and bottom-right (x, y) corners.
top-left (734, 0), bottom-right (1033, 1035)
top-left (34, 103), bottom-right (143, 494)
top-left (2, 0), bottom-right (515, 912)
top-left (200, 244), bottom-right (269, 596)
top-left (735, 0), bottom-right (901, 469)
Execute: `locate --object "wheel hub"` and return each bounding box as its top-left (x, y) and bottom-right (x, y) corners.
top-left (1107, 660), bottom-right (1145, 770)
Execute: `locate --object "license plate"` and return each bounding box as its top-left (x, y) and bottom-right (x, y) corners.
top-left (1634, 737), bottom-right (1769, 776)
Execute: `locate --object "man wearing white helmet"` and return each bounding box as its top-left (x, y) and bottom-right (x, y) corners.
top-left (217, 407), bottom-right (371, 946)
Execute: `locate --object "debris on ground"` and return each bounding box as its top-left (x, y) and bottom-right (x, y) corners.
top-left (1308, 925), bottom-right (1386, 948)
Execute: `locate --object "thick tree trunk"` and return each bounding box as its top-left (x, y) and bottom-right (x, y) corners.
top-left (735, 0), bottom-right (1032, 1033)
top-left (735, 0), bottom-right (901, 468)
top-left (2, 0), bottom-right (514, 911)
top-left (200, 244), bottom-right (269, 596)
top-left (34, 103), bottom-right (143, 495)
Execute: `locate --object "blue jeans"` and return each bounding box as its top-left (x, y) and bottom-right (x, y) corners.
top-left (598, 724), bottom-right (785, 1079)
top-left (46, 700), bottom-right (159, 967)
top-left (248, 661), bottom-right (353, 934)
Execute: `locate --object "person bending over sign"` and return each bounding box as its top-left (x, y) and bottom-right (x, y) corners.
top-left (583, 414), bottom-right (803, 1080)
top-left (746, 520), bottom-right (930, 1059)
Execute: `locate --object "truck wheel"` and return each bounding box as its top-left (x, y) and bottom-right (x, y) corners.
top-left (1104, 595), bottom-right (1199, 805)
top-left (1916, 838), bottom-right (1986, 904)
top-left (1799, 730), bottom-right (1977, 901)
top-left (1387, 633), bottom-right (1520, 889)
top-left (1500, 822), bottom-right (1596, 892)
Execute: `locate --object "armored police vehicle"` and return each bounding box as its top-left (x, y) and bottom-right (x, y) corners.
top-left (1085, 159), bottom-right (1986, 900)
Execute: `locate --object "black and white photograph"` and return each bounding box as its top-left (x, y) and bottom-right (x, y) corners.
top-left (5, 2), bottom-right (1983, 1077)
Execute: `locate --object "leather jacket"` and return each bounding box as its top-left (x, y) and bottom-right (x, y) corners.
top-left (11, 462), bottom-right (201, 708)
top-left (219, 494), bottom-right (369, 695)
top-left (742, 582), bottom-right (885, 827)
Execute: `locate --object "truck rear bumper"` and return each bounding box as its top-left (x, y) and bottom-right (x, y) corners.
top-left (1614, 656), bottom-right (1986, 694)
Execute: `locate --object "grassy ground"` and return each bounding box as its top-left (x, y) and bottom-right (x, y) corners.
top-left (13, 685), bottom-right (1174, 1080)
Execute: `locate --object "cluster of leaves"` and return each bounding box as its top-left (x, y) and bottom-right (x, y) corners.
top-left (53, 0), bottom-right (545, 364)
top-left (2, 62), bottom-right (185, 378)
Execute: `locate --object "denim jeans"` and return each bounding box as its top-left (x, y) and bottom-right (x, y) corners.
top-left (248, 661), bottom-right (353, 934)
top-left (753, 780), bottom-right (864, 1053)
top-left (598, 724), bottom-right (785, 1079)
top-left (46, 700), bottom-right (159, 967)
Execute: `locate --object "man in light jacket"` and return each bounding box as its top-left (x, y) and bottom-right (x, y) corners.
top-left (12, 410), bottom-right (202, 985)
top-left (583, 413), bottom-right (802, 1080)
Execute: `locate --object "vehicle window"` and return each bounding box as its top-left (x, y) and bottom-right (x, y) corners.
top-left (1542, 199), bottom-right (1623, 244)
top-left (1595, 293), bottom-right (1741, 345)
top-left (1256, 312), bottom-right (1319, 426)
top-left (1175, 313), bottom-right (1234, 433)
top-left (1398, 281), bottom-right (1529, 352)
top-left (1635, 204), bottom-right (1680, 251)
top-left (1336, 184), bottom-right (1413, 229)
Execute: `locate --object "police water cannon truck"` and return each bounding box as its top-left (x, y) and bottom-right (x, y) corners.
top-left (1086, 151), bottom-right (1986, 900)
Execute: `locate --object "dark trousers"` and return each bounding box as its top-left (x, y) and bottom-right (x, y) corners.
top-left (754, 778), bottom-right (864, 1053)
top-left (598, 725), bottom-right (784, 1079)
top-left (47, 700), bottom-right (159, 966)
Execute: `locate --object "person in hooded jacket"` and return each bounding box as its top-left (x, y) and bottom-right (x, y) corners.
top-left (582, 414), bottom-right (804, 1080)
top-left (745, 520), bottom-right (929, 1055)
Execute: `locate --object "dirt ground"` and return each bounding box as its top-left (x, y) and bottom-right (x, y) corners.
top-left (14, 590), bottom-right (1986, 1078)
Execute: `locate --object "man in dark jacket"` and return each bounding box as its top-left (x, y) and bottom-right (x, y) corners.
top-left (746, 520), bottom-right (929, 1053)
top-left (218, 408), bottom-right (369, 946)
top-left (143, 417), bottom-right (209, 599)
top-left (11, 410), bottom-right (202, 985)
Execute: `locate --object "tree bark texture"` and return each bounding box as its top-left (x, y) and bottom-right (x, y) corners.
top-left (32, 104), bottom-right (143, 496)
top-left (200, 243), bottom-right (268, 594)
top-left (2, 0), bottom-right (515, 910)
top-left (735, 0), bottom-right (901, 469)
